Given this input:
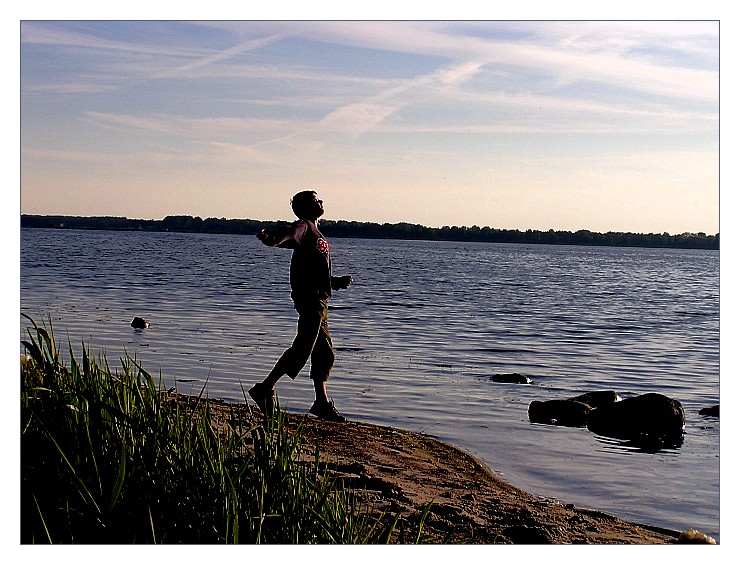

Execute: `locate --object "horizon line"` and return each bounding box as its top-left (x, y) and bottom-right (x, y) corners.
top-left (20, 213), bottom-right (719, 238)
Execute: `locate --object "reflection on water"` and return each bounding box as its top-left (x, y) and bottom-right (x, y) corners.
top-left (594, 434), bottom-right (685, 454)
top-left (20, 229), bottom-right (719, 539)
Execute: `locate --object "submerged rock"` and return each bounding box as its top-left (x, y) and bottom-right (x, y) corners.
top-left (527, 391), bottom-right (621, 427)
top-left (528, 399), bottom-right (591, 427)
top-left (490, 373), bottom-right (531, 384)
top-left (698, 404), bottom-right (719, 417)
top-left (587, 393), bottom-right (685, 444)
top-left (131, 317), bottom-right (150, 329)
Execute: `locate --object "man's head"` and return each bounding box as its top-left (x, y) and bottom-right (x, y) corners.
top-left (291, 190), bottom-right (324, 220)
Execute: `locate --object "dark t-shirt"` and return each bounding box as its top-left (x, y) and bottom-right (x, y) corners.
top-left (274, 219), bottom-right (332, 303)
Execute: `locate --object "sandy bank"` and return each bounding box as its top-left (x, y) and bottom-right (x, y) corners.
top-left (187, 394), bottom-right (708, 544)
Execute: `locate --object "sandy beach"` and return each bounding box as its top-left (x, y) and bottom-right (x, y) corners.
top-left (194, 394), bottom-right (706, 544)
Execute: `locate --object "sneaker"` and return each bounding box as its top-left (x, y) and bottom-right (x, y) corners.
top-left (248, 383), bottom-right (275, 415)
top-left (309, 399), bottom-right (346, 422)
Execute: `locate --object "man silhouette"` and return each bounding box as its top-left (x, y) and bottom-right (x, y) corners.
top-left (249, 190), bottom-right (352, 422)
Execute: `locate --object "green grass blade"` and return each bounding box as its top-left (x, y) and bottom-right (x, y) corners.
top-left (32, 493), bottom-right (53, 544)
top-left (107, 449), bottom-right (127, 514)
top-left (148, 506), bottom-right (157, 544)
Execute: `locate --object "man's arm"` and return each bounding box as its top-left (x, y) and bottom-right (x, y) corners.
top-left (257, 223), bottom-right (304, 248)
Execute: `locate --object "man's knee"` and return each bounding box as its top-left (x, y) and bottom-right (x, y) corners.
top-left (324, 347), bottom-right (336, 368)
top-left (310, 345), bottom-right (334, 380)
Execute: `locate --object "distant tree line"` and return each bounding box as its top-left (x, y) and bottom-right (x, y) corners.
top-left (20, 214), bottom-right (719, 250)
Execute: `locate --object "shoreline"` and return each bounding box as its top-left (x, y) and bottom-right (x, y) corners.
top-left (194, 393), bottom-right (709, 544)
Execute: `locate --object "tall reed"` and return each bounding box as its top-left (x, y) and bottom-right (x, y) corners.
top-left (20, 315), bottom-right (421, 544)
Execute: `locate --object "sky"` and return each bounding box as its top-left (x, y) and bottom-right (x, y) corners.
top-left (19, 18), bottom-right (720, 235)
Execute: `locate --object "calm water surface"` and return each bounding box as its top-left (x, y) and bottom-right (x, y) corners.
top-left (20, 228), bottom-right (720, 540)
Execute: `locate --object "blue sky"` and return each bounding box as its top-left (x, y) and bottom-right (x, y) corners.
top-left (20, 19), bottom-right (720, 234)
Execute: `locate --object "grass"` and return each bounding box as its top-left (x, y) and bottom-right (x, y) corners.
top-left (20, 314), bottom-right (428, 544)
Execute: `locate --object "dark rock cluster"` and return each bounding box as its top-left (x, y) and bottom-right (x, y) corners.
top-left (527, 390), bottom-right (687, 449)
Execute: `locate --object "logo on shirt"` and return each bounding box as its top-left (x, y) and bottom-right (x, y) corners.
top-left (316, 238), bottom-right (330, 255)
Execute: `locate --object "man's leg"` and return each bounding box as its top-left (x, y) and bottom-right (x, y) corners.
top-left (309, 310), bottom-right (334, 403)
top-left (308, 306), bottom-right (345, 421)
top-left (250, 302), bottom-right (322, 412)
top-left (269, 302), bottom-right (323, 383)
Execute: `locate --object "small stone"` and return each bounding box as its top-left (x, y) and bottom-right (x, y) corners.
top-left (677, 528), bottom-right (716, 544)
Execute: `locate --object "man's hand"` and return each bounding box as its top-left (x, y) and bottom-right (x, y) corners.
top-left (333, 275), bottom-right (353, 290)
top-left (257, 229), bottom-right (272, 245)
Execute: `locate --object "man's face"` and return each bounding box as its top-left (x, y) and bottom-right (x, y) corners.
top-left (311, 193), bottom-right (325, 218)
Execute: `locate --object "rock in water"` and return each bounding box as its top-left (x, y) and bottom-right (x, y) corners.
top-left (568, 391), bottom-right (621, 409)
top-left (698, 404), bottom-right (719, 417)
top-left (587, 393), bottom-right (685, 444)
top-left (131, 317), bottom-right (150, 329)
top-left (528, 399), bottom-right (592, 427)
top-left (490, 373), bottom-right (531, 384)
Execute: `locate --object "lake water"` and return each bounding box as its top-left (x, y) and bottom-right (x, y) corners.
top-left (20, 228), bottom-right (720, 540)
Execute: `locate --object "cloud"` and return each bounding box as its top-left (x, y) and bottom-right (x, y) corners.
top-left (307, 21), bottom-right (717, 102)
top-left (21, 21), bottom-right (200, 58)
top-left (153, 33), bottom-right (288, 79)
top-left (23, 21), bottom-right (718, 102)
top-left (317, 102), bottom-right (398, 136)
top-left (82, 111), bottom-right (298, 136)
